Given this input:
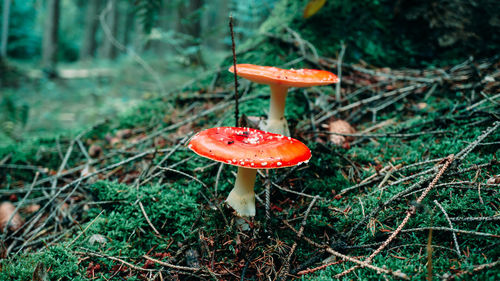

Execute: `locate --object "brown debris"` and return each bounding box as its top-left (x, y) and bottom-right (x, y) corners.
top-left (0, 202), bottom-right (24, 232)
top-left (486, 175), bottom-right (500, 184)
top-left (88, 144), bottom-right (102, 158)
top-left (328, 119), bottom-right (356, 147)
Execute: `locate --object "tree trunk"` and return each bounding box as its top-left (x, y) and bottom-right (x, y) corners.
top-left (102, 0), bottom-right (118, 60)
top-left (122, 3), bottom-right (134, 48)
top-left (79, 0), bottom-right (99, 61)
top-left (176, 0), bottom-right (204, 65)
top-left (1, 0), bottom-right (12, 58)
top-left (153, 1), bottom-right (176, 54)
top-left (202, 0), bottom-right (229, 51)
top-left (42, 0), bottom-right (60, 76)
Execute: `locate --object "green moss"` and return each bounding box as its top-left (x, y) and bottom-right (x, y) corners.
top-left (0, 246), bottom-right (83, 281)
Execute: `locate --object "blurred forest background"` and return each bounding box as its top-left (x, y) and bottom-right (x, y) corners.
top-left (1, 0), bottom-right (499, 145)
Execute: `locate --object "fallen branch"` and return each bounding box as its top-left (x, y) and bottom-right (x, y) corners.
top-left (335, 154), bottom-right (454, 278)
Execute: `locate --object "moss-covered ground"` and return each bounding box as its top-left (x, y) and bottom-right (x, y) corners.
top-left (1, 2), bottom-right (499, 280)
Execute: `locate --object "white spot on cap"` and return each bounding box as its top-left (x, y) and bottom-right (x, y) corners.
top-left (261, 162), bottom-right (268, 167)
top-left (277, 162), bottom-right (282, 166)
top-left (251, 163), bottom-right (255, 167)
top-left (227, 160), bottom-right (232, 164)
top-left (240, 161), bottom-right (245, 165)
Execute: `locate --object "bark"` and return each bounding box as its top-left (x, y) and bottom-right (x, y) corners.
top-left (102, 0), bottom-right (118, 59)
top-left (79, 0), bottom-right (99, 61)
top-left (42, 0), bottom-right (60, 76)
top-left (1, 0), bottom-right (12, 58)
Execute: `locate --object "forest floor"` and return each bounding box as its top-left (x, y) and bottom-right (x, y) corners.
top-left (0, 46), bottom-right (499, 280)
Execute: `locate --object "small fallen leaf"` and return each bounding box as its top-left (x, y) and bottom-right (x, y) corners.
top-left (88, 144), bottom-right (102, 158)
top-left (0, 202), bottom-right (24, 232)
top-left (417, 102), bottom-right (428, 109)
top-left (89, 234), bottom-right (107, 246)
top-left (328, 119), bottom-right (356, 147)
top-left (116, 129), bottom-right (132, 139)
top-left (303, 0), bottom-right (327, 19)
top-left (486, 175), bottom-right (500, 184)
top-left (23, 204), bottom-right (41, 214)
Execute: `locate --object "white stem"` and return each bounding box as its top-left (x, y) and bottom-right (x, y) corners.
top-left (226, 167), bottom-right (257, 216)
top-left (261, 84), bottom-right (290, 136)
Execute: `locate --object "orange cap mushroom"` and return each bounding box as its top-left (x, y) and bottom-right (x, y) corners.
top-left (188, 127), bottom-right (311, 216)
top-left (229, 64), bottom-right (338, 136)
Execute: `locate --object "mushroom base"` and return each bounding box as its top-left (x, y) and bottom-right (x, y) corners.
top-left (260, 118), bottom-right (290, 136)
top-left (226, 167), bottom-right (257, 216)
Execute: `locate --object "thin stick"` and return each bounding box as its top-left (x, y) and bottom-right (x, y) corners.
top-left (456, 121), bottom-right (499, 160)
top-left (398, 227), bottom-right (499, 238)
top-left (335, 42), bottom-right (346, 101)
top-left (336, 154), bottom-right (454, 278)
top-left (229, 14), bottom-right (239, 127)
top-left (434, 200), bottom-right (461, 257)
top-left (143, 255), bottom-right (200, 272)
top-left (75, 250), bottom-right (156, 272)
top-left (280, 196), bottom-right (319, 279)
top-left (265, 170), bottom-right (271, 228)
top-left (283, 221), bottom-right (409, 280)
top-left (139, 201), bottom-right (161, 236)
top-left (449, 216), bottom-right (500, 222)
top-left (50, 140), bottom-right (74, 195)
top-left (68, 210), bottom-right (104, 247)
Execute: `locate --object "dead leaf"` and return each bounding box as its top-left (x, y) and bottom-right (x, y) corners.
top-left (303, 0), bottom-right (327, 19)
top-left (23, 204), bottom-right (41, 214)
top-left (417, 102), bottom-right (428, 109)
top-left (154, 137), bottom-right (167, 148)
top-left (89, 234), bottom-right (107, 246)
top-left (116, 129), bottom-right (132, 139)
top-left (328, 119), bottom-right (356, 146)
top-left (88, 144), bottom-right (102, 158)
top-left (486, 175), bottom-right (500, 184)
top-left (0, 202), bottom-right (24, 232)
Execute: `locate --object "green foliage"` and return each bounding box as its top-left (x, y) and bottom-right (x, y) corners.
top-left (77, 180), bottom-right (201, 254)
top-left (133, 0), bottom-right (161, 34)
top-left (0, 245), bottom-right (84, 281)
top-left (290, 0), bottom-right (500, 67)
top-left (1, 0), bottom-right (41, 59)
top-left (0, 94), bottom-right (29, 141)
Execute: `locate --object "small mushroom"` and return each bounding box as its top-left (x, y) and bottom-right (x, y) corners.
top-left (229, 64), bottom-right (338, 136)
top-left (188, 127), bottom-right (311, 216)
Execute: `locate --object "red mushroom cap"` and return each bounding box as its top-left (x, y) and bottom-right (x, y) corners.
top-left (228, 64), bottom-right (338, 87)
top-left (188, 127), bottom-right (311, 169)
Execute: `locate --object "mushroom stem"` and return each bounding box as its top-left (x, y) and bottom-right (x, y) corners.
top-left (262, 84), bottom-right (290, 136)
top-left (226, 167), bottom-right (257, 216)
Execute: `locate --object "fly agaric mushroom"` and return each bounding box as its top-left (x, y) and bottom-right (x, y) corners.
top-left (229, 64), bottom-right (338, 136)
top-left (188, 127), bottom-right (311, 216)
